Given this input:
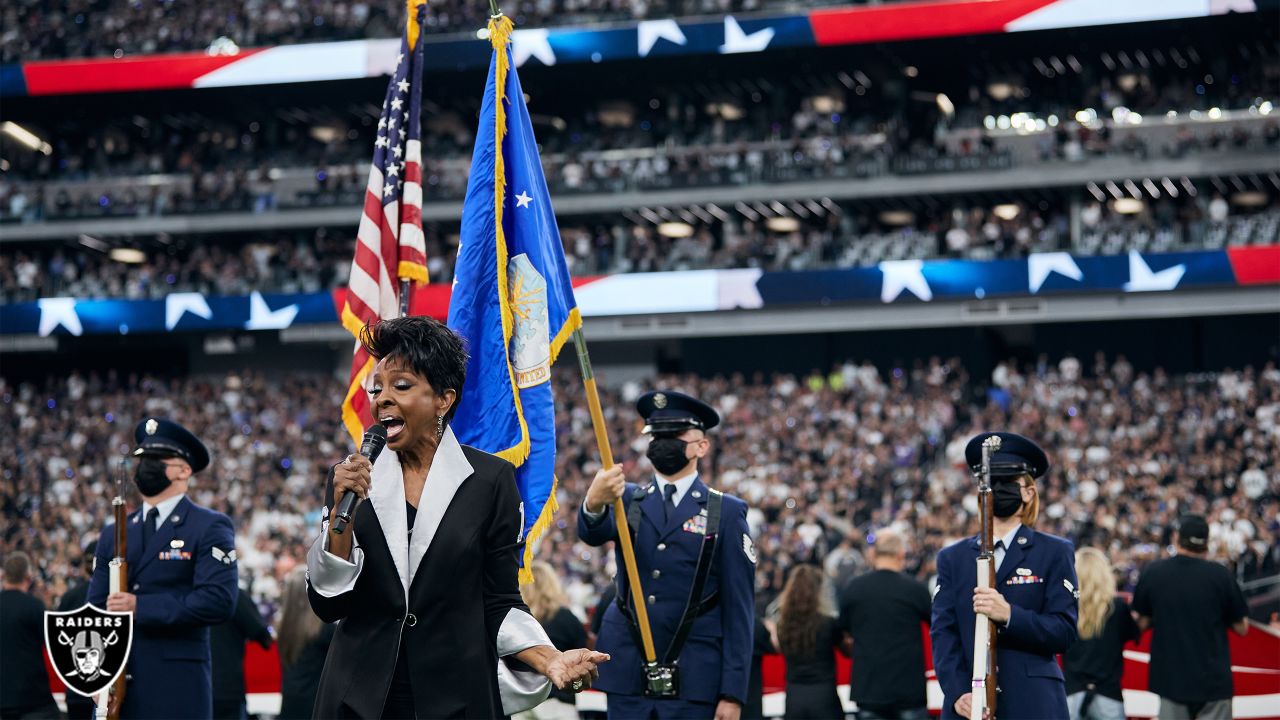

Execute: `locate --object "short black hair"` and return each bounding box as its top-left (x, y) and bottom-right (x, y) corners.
top-left (360, 316), bottom-right (469, 425)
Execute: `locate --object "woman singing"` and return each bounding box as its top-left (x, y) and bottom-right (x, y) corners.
top-left (306, 317), bottom-right (607, 718)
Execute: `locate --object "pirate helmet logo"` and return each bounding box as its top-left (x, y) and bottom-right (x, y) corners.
top-left (45, 604), bottom-right (133, 698)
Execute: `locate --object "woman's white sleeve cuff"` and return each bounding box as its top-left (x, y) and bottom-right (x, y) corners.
top-left (498, 657), bottom-right (553, 715)
top-left (496, 609), bottom-right (553, 715)
top-left (306, 519), bottom-right (364, 597)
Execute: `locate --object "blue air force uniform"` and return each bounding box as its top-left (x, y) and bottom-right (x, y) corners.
top-left (931, 432), bottom-right (1079, 720)
top-left (579, 391), bottom-right (756, 719)
top-left (87, 418), bottom-right (238, 720)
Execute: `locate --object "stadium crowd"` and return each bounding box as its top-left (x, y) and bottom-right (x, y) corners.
top-left (3, 50), bottom-right (1275, 222)
top-left (4, 199), bottom-right (1277, 303)
top-left (4, 0), bottom-right (855, 62)
top-left (2, 355), bottom-right (1276, 623)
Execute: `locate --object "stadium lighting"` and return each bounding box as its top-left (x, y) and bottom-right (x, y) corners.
top-left (765, 217), bottom-right (801, 233)
top-left (1111, 198), bottom-right (1145, 215)
top-left (109, 248), bottom-right (147, 264)
top-left (879, 210), bottom-right (915, 226)
top-left (1, 121), bottom-right (53, 155)
top-left (986, 83), bottom-right (1014, 101)
top-left (992, 204), bottom-right (1020, 220)
top-left (1232, 191), bottom-right (1268, 207)
top-left (657, 222), bottom-right (694, 238)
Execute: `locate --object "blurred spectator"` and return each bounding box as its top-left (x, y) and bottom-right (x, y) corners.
top-left (0, 551), bottom-right (59, 719)
top-left (211, 585), bottom-right (274, 720)
top-left (776, 564), bottom-right (846, 719)
top-left (276, 567), bottom-right (334, 720)
top-left (1132, 514), bottom-right (1250, 720)
top-left (516, 561), bottom-right (589, 720)
top-left (58, 540), bottom-right (99, 720)
top-left (1064, 547), bottom-right (1139, 720)
top-left (837, 529), bottom-right (931, 720)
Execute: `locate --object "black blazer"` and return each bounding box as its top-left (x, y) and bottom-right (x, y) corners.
top-left (306, 436), bottom-right (531, 719)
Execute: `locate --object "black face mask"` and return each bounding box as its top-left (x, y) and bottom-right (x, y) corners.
top-left (646, 437), bottom-right (692, 476)
top-left (992, 481), bottom-right (1025, 519)
top-left (134, 458), bottom-right (173, 497)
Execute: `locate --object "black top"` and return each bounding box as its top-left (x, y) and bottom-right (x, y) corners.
top-left (837, 568), bottom-right (932, 712)
top-left (1064, 598), bottom-right (1140, 701)
top-left (1132, 554), bottom-right (1249, 702)
top-left (0, 588), bottom-right (58, 715)
top-left (542, 606), bottom-right (588, 703)
top-left (211, 587), bottom-right (273, 702)
top-left (278, 624), bottom-right (336, 720)
top-left (744, 617), bottom-right (775, 720)
top-left (782, 615), bottom-right (843, 686)
top-left (58, 580), bottom-right (90, 612)
top-left (390, 501), bottom-right (418, 693)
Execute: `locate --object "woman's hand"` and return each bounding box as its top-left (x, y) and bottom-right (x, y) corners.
top-left (542, 648), bottom-right (610, 692)
top-left (332, 454), bottom-right (372, 508)
top-left (973, 586), bottom-right (1012, 625)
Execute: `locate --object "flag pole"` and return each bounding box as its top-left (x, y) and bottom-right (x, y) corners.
top-left (572, 327), bottom-right (658, 663)
top-left (398, 279), bottom-right (411, 318)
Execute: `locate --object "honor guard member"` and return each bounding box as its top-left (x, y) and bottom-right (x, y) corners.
top-left (88, 418), bottom-right (238, 720)
top-left (931, 432), bottom-right (1079, 720)
top-left (579, 391), bottom-right (756, 720)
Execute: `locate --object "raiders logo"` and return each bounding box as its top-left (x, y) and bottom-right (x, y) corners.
top-left (44, 604), bottom-right (133, 698)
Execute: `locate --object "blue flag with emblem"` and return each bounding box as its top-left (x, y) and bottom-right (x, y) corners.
top-left (447, 14), bottom-right (581, 584)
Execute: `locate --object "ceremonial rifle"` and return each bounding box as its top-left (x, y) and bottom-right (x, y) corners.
top-left (97, 467), bottom-right (128, 720)
top-left (970, 435), bottom-right (1000, 720)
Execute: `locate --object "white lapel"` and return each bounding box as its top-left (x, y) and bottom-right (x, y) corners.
top-left (368, 450), bottom-right (410, 596)
top-left (407, 427), bottom-right (474, 588)
top-left (368, 425), bottom-right (478, 594)
top-left (367, 429), bottom-right (476, 599)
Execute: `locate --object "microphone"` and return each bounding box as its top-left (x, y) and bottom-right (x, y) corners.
top-left (332, 424), bottom-right (387, 535)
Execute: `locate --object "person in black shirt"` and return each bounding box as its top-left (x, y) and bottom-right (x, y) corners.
top-left (276, 567), bottom-right (333, 720)
top-left (210, 584), bottom-right (273, 719)
top-left (0, 552), bottom-right (59, 719)
top-left (1064, 548), bottom-right (1139, 720)
top-left (837, 530), bottom-right (931, 720)
top-left (1132, 514), bottom-right (1249, 720)
top-left (777, 564), bottom-right (847, 720)
top-left (519, 562), bottom-right (591, 720)
top-left (58, 541), bottom-right (97, 720)
top-left (744, 616), bottom-right (777, 720)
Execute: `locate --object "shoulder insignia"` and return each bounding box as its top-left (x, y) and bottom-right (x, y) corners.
top-left (211, 547), bottom-right (237, 565)
top-left (742, 534), bottom-right (757, 564)
top-left (1064, 578), bottom-right (1079, 599)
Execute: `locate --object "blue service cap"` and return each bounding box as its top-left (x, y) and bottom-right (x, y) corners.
top-left (964, 431), bottom-right (1048, 479)
top-left (133, 417), bottom-right (210, 473)
top-left (636, 390), bottom-right (720, 436)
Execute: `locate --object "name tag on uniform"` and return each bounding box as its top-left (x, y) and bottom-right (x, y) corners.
top-left (159, 550), bottom-right (193, 561)
top-left (683, 511), bottom-right (708, 535)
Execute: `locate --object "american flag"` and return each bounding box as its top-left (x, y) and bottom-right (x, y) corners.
top-left (340, 0), bottom-right (428, 445)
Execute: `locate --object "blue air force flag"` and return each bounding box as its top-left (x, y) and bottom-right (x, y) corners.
top-left (447, 15), bottom-right (581, 582)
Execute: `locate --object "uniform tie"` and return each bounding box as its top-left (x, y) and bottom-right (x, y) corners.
top-left (143, 507), bottom-right (159, 547)
top-left (663, 484), bottom-right (677, 522)
top-left (994, 539), bottom-right (1006, 572)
